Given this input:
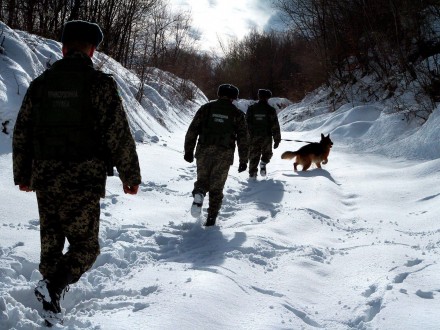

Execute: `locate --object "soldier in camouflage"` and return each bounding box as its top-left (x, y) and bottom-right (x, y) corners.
top-left (12, 20), bottom-right (141, 325)
top-left (246, 89), bottom-right (281, 179)
top-left (184, 84), bottom-right (249, 226)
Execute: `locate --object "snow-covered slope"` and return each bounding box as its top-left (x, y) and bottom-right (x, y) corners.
top-left (0, 21), bottom-right (207, 151)
top-left (280, 96), bottom-right (440, 161)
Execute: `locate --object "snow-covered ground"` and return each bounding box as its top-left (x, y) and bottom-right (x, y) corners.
top-left (1, 21), bottom-right (440, 329)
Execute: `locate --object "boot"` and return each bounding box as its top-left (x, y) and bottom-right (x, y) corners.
top-left (204, 213), bottom-right (218, 227)
top-left (249, 171), bottom-right (257, 180)
top-left (35, 279), bottom-right (64, 326)
top-left (191, 192), bottom-right (204, 218)
top-left (35, 267), bottom-right (72, 326)
top-left (260, 161), bottom-right (267, 177)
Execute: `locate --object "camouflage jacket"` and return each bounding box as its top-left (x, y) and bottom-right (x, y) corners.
top-left (246, 101), bottom-right (281, 143)
top-left (184, 98), bottom-right (249, 165)
top-left (13, 52), bottom-right (141, 197)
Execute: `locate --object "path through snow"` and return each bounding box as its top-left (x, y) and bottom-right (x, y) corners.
top-left (1, 130), bottom-right (440, 329)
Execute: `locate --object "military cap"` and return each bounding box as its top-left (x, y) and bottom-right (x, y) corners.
top-left (217, 84), bottom-right (239, 100)
top-left (258, 89), bottom-right (272, 99)
top-left (61, 20), bottom-right (104, 47)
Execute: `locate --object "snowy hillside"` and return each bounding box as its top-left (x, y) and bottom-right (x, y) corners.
top-left (1, 22), bottom-right (440, 330)
top-left (279, 87), bottom-right (440, 161)
top-left (0, 20), bottom-right (207, 150)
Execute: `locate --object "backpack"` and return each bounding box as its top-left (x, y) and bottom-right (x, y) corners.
top-left (199, 101), bottom-right (235, 147)
top-left (31, 66), bottom-right (103, 161)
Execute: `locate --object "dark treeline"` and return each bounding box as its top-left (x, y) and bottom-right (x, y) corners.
top-left (208, 29), bottom-right (326, 101)
top-left (1, 0), bottom-right (440, 107)
top-left (0, 0), bottom-right (210, 101)
top-left (272, 0), bottom-right (440, 113)
top-left (211, 0), bottom-right (440, 105)
top-left (1, 0), bottom-right (156, 65)
top-left (274, 0), bottom-right (440, 78)
top-left (0, 0), bottom-right (346, 102)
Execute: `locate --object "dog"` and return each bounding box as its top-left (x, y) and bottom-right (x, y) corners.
top-left (281, 134), bottom-right (333, 171)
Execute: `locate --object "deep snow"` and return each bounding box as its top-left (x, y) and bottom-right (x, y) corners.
top-left (1, 21), bottom-right (440, 330)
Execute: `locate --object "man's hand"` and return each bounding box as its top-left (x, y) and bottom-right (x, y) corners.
top-left (238, 162), bottom-right (247, 173)
top-left (273, 141), bottom-right (280, 149)
top-left (184, 152), bottom-right (194, 163)
top-left (123, 184), bottom-right (139, 195)
top-left (19, 184), bottom-right (32, 192)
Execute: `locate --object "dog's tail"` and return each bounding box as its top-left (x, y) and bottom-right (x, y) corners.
top-left (281, 151), bottom-right (297, 160)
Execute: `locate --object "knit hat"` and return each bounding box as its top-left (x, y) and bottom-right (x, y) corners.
top-left (217, 84), bottom-right (239, 100)
top-left (61, 20), bottom-right (103, 47)
top-left (258, 89), bottom-right (272, 99)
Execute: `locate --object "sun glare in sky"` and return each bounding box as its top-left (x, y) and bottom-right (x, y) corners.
top-left (170, 0), bottom-right (283, 54)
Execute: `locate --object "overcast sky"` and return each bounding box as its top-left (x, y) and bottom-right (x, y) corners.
top-left (169, 0), bottom-right (284, 54)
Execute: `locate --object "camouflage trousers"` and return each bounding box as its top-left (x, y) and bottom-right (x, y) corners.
top-left (193, 152), bottom-right (231, 217)
top-left (248, 135), bottom-right (273, 177)
top-left (36, 190), bottom-right (101, 285)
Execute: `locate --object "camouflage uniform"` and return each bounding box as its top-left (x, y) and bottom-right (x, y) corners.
top-left (13, 52), bottom-right (141, 285)
top-left (36, 190), bottom-right (100, 283)
top-left (246, 101), bottom-right (281, 177)
top-left (184, 98), bottom-right (249, 217)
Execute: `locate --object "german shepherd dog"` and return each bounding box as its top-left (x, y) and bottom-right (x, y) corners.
top-left (281, 134), bottom-right (333, 171)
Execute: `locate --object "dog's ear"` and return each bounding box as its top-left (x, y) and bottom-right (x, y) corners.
top-left (327, 134), bottom-right (330, 138)
top-left (321, 133), bottom-right (324, 139)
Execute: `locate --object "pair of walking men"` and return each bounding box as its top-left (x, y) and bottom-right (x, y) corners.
top-left (184, 85), bottom-right (281, 227)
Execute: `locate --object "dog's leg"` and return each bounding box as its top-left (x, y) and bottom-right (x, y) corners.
top-left (316, 162), bottom-right (322, 169)
top-left (302, 161), bottom-right (312, 171)
top-left (294, 162), bottom-right (298, 171)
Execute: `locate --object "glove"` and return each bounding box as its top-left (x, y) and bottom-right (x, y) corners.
top-left (18, 184), bottom-right (32, 192)
top-left (123, 184), bottom-right (139, 195)
top-left (273, 141), bottom-right (280, 149)
top-left (184, 152), bottom-right (194, 163)
top-left (238, 162), bottom-right (247, 173)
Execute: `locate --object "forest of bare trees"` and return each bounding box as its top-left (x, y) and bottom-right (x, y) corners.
top-left (211, 1), bottom-right (440, 104)
top-left (1, 0), bottom-right (440, 107)
top-left (272, 0), bottom-right (440, 110)
top-left (0, 0), bottom-right (209, 100)
top-left (200, 0), bottom-right (440, 105)
top-left (209, 29), bottom-right (326, 101)
top-left (1, 0), bottom-right (155, 64)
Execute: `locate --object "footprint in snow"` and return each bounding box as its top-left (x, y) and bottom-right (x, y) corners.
top-left (349, 298), bottom-right (383, 326)
top-left (362, 284), bottom-right (378, 298)
top-left (28, 219), bottom-right (40, 226)
top-left (282, 303), bottom-right (323, 328)
top-left (393, 272), bottom-right (410, 284)
top-left (405, 258), bottom-right (423, 267)
top-left (140, 181), bottom-right (182, 195)
top-left (251, 286), bottom-right (284, 297)
top-left (415, 290), bottom-right (434, 299)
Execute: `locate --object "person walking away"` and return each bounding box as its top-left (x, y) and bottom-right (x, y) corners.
top-left (184, 84), bottom-right (249, 226)
top-left (246, 89), bottom-right (281, 179)
top-left (12, 20), bottom-right (141, 326)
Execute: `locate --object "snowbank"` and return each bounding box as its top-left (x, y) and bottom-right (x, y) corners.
top-left (0, 21), bottom-right (207, 154)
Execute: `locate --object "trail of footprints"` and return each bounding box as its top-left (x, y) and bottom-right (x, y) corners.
top-left (1, 175), bottom-right (438, 328)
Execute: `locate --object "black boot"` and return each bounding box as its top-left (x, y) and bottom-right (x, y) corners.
top-left (204, 213), bottom-right (218, 227)
top-left (260, 161), bottom-right (267, 177)
top-left (44, 281), bottom-right (62, 313)
top-left (35, 267), bottom-right (72, 326)
top-left (35, 278), bottom-right (64, 326)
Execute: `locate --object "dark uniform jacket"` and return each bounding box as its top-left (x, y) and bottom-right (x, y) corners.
top-left (246, 101), bottom-right (281, 144)
top-left (13, 52), bottom-right (141, 197)
top-left (184, 98), bottom-right (249, 165)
